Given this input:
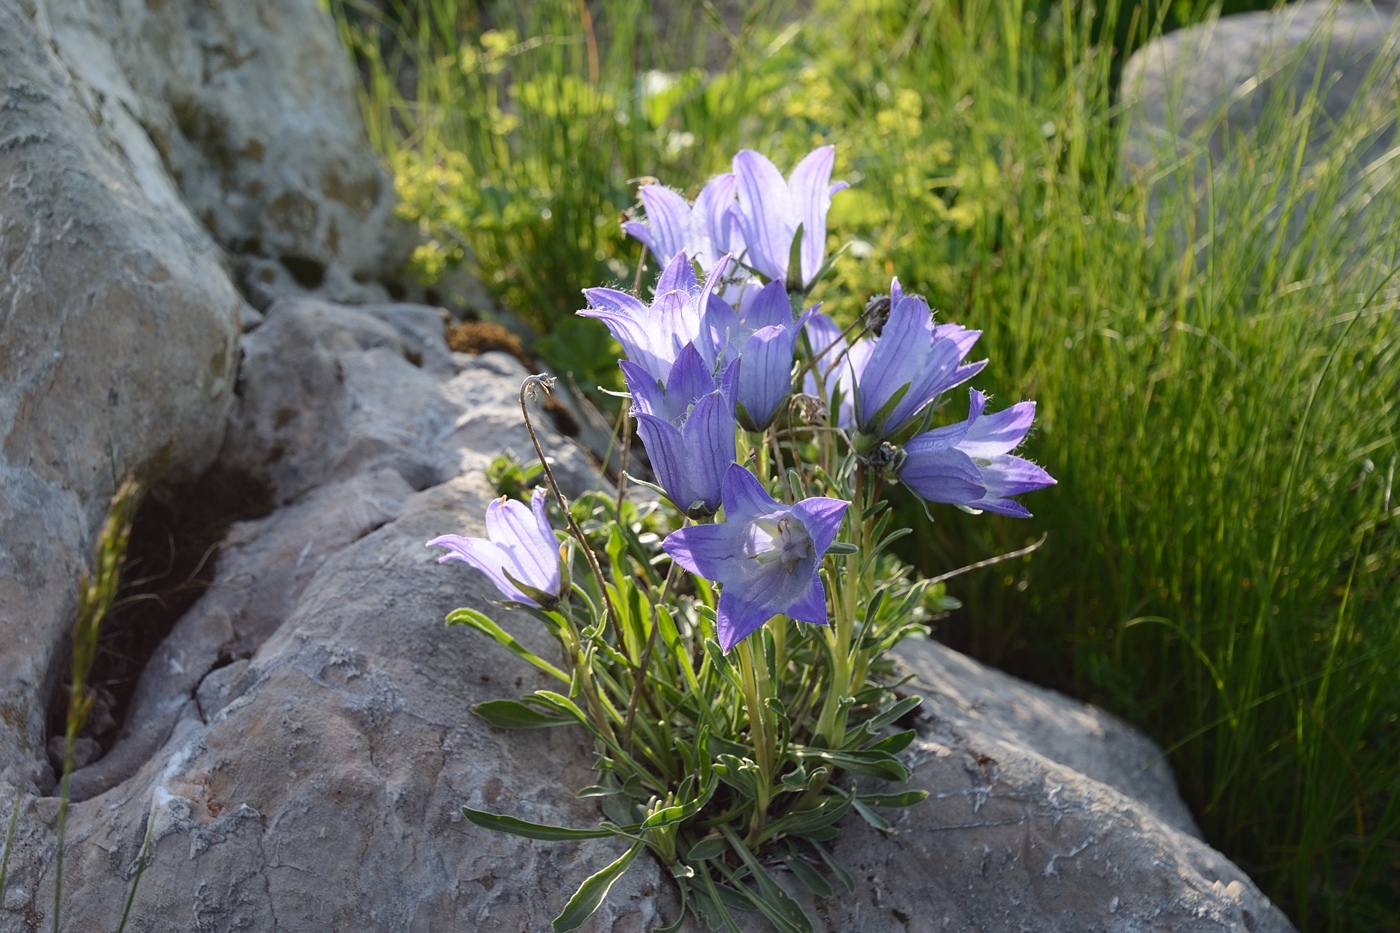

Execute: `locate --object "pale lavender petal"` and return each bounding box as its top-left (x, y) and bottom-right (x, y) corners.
top-left (736, 325), bottom-right (797, 429)
top-left (898, 447), bottom-right (987, 505)
top-left (633, 412), bottom-right (691, 510)
top-left (960, 398), bottom-right (1036, 459)
top-left (967, 498), bottom-right (1033, 518)
top-left (715, 592), bottom-right (775, 653)
top-left (582, 286), bottom-right (649, 317)
top-left (621, 359), bottom-right (667, 418)
top-left (857, 295), bottom-right (933, 431)
top-left (783, 573), bottom-right (830, 626)
top-left (791, 497), bottom-right (849, 556)
top-left (720, 463), bottom-right (778, 524)
top-left (662, 522), bottom-right (742, 581)
top-left (733, 150), bottom-right (792, 282)
top-left (621, 220), bottom-right (656, 255)
top-left (638, 185), bottom-right (694, 265)
top-left (787, 145), bottom-right (837, 287)
top-left (577, 307), bottom-right (667, 380)
top-left (681, 391), bottom-right (737, 514)
top-left (979, 455), bottom-right (1056, 499)
top-left (695, 173), bottom-right (738, 257)
top-left (529, 487), bottom-right (554, 548)
top-left (743, 280), bottom-right (792, 331)
top-left (655, 250), bottom-right (697, 296)
top-left (653, 290), bottom-right (703, 364)
top-left (903, 418), bottom-right (971, 456)
top-left (702, 295), bottom-right (742, 369)
top-left (427, 534), bottom-right (533, 606)
top-left (485, 496), bottom-right (558, 590)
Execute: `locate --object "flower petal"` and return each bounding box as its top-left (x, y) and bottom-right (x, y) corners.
top-left (791, 497), bottom-right (849, 557)
top-left (736, 325), bottom-right (797, 429)
top-left (720, 463), bottom-right (779, 524)
top-left (485, 496), bottom-right (559, 592)
top-left (961, 398), bottom-right (1036, 459)
top-left (638, 186), bottom-right (694, 265)
top-left (662, 522), bottom-right (742, 581)
top-left (898, 447), bottom-right (987, 506)
top-left (783, 572), bottom-right (830, 626)
top-left (733, 149), bottom-right (792, 282)
top-left (680, 391), bottom-right (737, 514)
top-left (426, 534), bottom-right (534, 606)
top-left (695, 173), bottom-right (738, 259)
top-left (715, 589), bottom-right (775, 653)
top-left (655, 250), bottom-right (698, 296)
top-left (787, 145), bottom-right (837, 287)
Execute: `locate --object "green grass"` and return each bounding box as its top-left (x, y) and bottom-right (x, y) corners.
top-left (332, 0), bottom-right (1400, 928)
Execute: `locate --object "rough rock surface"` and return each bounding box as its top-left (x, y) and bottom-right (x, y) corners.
top-left (1, 299), bottom-right (1292, 931)
top-left (29, 0), bottom-right (414, 309)
top-left (0, 0), bottom-right (242, 789)
top-left (1120, 1), bottom-right (1399, 249)
top-left (0, 0), bottom-right (1298, 928)
top-left (784, 637), bottom-right (1292, 931)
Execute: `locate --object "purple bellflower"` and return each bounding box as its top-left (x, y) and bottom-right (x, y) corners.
top-left (898, 389), bottom-right (1056, 517)
top-left (628, 348), bottom-right (739, 518)
top-left (802, 309), bottom-right (873, 432)
top-left (705, 279), bottom-right (813, 430)
top-left (732, 146), bottom-right (848, 292)
top-left (579, 252), bottom-right (730, 383)
top-left (663, 464), bottom-right (849, 652)
top-left (854, 279), bottom-right (985, 443)
top-left (623, 174), bottom-right (741, 269)
top-left (427, 487), bottom-right (563, 607)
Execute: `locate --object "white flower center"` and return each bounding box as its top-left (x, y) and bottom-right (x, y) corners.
top-left (744, 515), bottom-right (813, 574)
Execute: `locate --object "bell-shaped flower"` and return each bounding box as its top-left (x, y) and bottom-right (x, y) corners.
top-left (663, 464), bottom-right (849, 652)
top-left (427, 488), bottom-right (562, 607)
top-left (801, 309), bottom-right (872, 432)
top-left (705, 280), bottom-right (812, 430)
top-left (623, 174), bottom-right (741, 269)
top-left (732, 146), bottom-right (848, 292)
top-left (622, 341), bottom-right (723, 425)
top-left (855, 279), bottom-right (985, 442)
top-left (578, 252), bottom-right (730, 383)
top-left (631, 364), bottom-right (738, 518)
top-left (898, 389), bottom-right (1056, 517)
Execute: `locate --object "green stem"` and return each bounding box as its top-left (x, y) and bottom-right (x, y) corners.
top-left (735, 637), bottom-right (773, 843)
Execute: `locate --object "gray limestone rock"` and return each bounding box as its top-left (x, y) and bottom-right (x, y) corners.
top-left (31, 0), bottom-right (413, 308)
top-left (1120, 1), bottom-right (1400, 258)
top-left (0, 0), bottom-right (242, 792)
top-left (0, 295), bottom-right (1292, 931)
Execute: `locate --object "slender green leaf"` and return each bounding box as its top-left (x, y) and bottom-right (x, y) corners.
top-left (813, 842), bottom-right (856, 894)
top-left (461, 805), bottom-right (615, 841)
top-left (687, 835), bottom-right (729, 861)
top-left (472, 699), bottom-right (574, 729)
top-left (552, 840), bottom-right (643, 932)
top-left (859, 790), bottom-right (929, 808)
top-left (446, 608), bottom-right (568, 682)
top-left (784, 855), bottom-right (833, 897)
top-left (792, 746), bottom-right (912, 781)
top-left (865, 729), bottom-right (916, 755)
top-left (717, 825), bottom-right (814, 933)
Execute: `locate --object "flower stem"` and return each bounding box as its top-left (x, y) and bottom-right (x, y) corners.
top-left (735, 637), bottom-right (773, 843)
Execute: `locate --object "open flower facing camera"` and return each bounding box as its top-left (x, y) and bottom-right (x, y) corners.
top-left (427, 146), bottom-right (1053, 932)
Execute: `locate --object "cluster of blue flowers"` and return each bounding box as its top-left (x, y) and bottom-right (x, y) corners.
top-left (430, 146), bottom-right (1054, 654)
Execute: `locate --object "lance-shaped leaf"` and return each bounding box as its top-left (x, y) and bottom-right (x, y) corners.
top-left (552, 840), bottom-right (644, 932)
